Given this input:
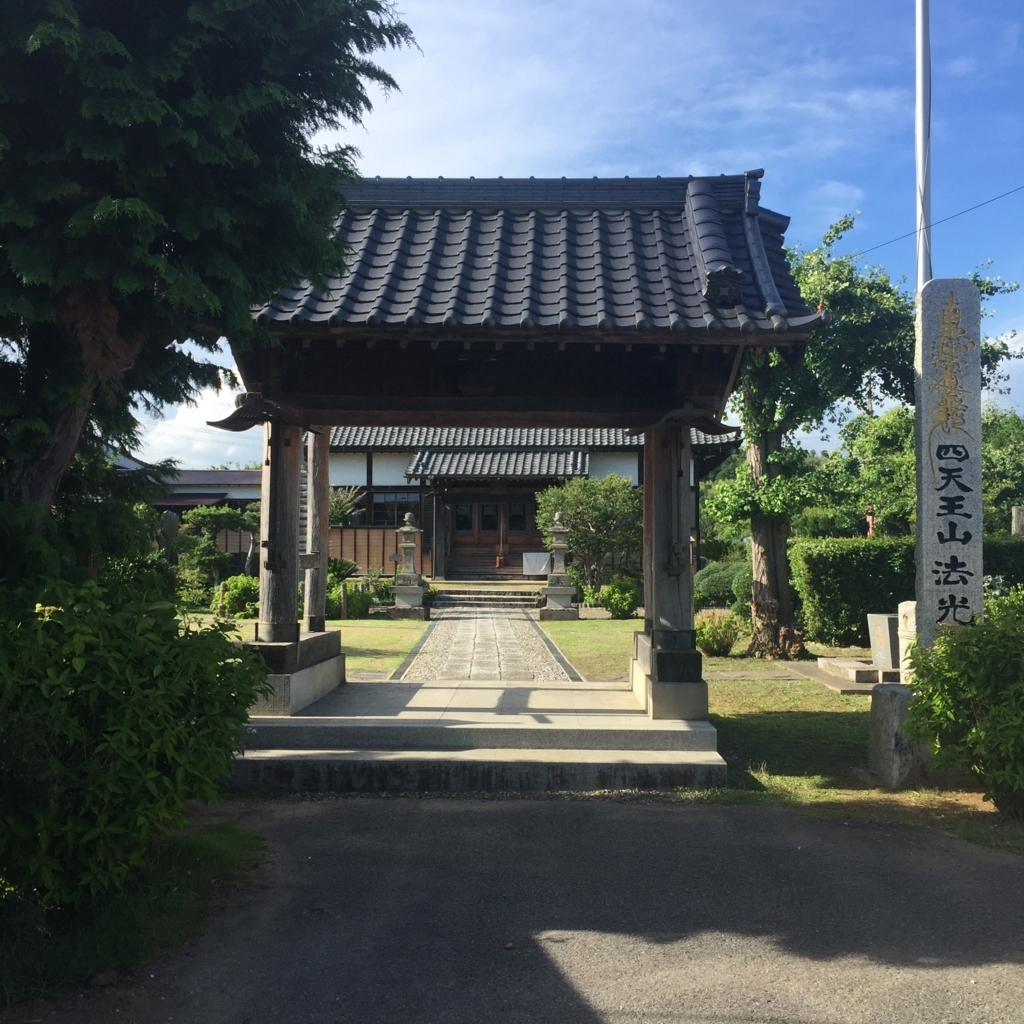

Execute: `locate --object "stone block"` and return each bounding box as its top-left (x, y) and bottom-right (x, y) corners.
top-left (538, 607), bottom-right (579, 621)
top-left (385, 605), bottom-right (429, 620)
top-left (394, 584), bottom-right (426, 610)
top-left (630, 632), bottom-right (708, 720)
top-left (867, 614), bottom-right (900, 670)
top-left (241, 629), bottom-right (341, 674)
top-left (868, 683), bottom-right (930, 788)
top-left (251, 653), bottom-right (345, 717)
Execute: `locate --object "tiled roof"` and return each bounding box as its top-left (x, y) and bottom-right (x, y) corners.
top-left (256, 173), bottom-right (824, 337)
top-left (329, 427), bottom-right (641, 450)
top-left (170, 470), bottom-right (262, 486)
top-left (406, 449), bottom-right (588, 479)
top-left (329, 426), bottom-right (739, 452)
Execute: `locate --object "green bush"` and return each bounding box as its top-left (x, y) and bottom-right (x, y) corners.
top-left (789, 537), bottom-right (1024, 646)
top-left (0, 578), bottom-right (269, 908)
top-left (981, 538), bottom-right (1024, 588)
top-left (695, 609), bottom-right (742, 656)
top-left (343, 584), bottom-right (372, 619)
top-left (730, 562), bottom-right (753, 618)
top-left (789, 538), bottom-right (915, 645)
top-left (326, 557), bottom-right (360, 590)
top-left (596, 577), bottom-right (640, 619)
top-left (905, 590), bottom-right (1024, 817)
top-left (694, 560), bottom-right (746, 610)
top-left (219, 575), bottom-right (259, 617)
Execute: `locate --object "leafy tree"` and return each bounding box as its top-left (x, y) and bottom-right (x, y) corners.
top-left (534, 475), bottom-right (643, 590)
top-left (981, 405), bottom-right (1024, 535)
top-left (711, 217), bottom-right (915, 657)
top-left (795, 407), bottom-right (916, 538)
top-left (175, 502), bottom-right (244, 601)
top-left (710, 218), bottom-right (1018, 658)
top-left (329, 485), bottom-right (367, 526)
top-left (0, 0), bottom-right (412, 517)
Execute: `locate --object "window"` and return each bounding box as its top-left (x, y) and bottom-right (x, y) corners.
top-left (507, 503), bottom-right (527, 532)
top-left (372, 491), bottom-right (419, 526)
top-left (455, 503), bottom-right (474, 532)
top-left (480, 503), bottom-right (500, 532)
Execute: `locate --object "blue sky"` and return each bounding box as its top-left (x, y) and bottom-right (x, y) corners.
top-left (137, 0), bottom-right (1024, 466)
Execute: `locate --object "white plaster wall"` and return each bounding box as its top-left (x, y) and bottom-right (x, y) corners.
top-left (588, 452), bottom-right (639, 484)
top-left (329, 453), bottom-right (367, 486)
top-left (372, 452), bottom-right (413, 485)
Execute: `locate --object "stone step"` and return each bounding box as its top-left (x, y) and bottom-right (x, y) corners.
top-left (232, 748), bottom-right (727, 793)
top-left (817, 657), bottom-right (901, 684)
top-left (432, 596), bottom-right (543, 608)
top-left (245, 717), bottom-right (718, 752)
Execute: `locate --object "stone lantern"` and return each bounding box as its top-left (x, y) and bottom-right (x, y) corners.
top-left (539, 511), bottom-right (578, 620)
top-left (393, 512), bottom-right (428, 618)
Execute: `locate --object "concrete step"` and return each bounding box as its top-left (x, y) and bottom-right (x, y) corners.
top-left (817, 657), bottom-right (900, 684)
top-left (432, 596), bottom-right (543, 608)
top-left (232, 748), bottom-right (728, 793)
top-left (245, 717), bottom-right (718, 752)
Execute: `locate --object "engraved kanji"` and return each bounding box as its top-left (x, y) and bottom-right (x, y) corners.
top-left (936, 593), bottom-right (972, 625)
top-left (936, 495), bottom-right (973, 519)
top-left (937, 466), bottom-right (973, 493)
top-left (937, 521), bottom-right (973, 545)
top-left (932, 555), bottom-right (974, 586)
top-left (936, 444), bottom-right (969, 462)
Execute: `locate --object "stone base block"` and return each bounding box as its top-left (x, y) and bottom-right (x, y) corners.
top-left (630, 657), bottom-right (708, 719)
top-left (384, 606), bottom-right (429, 620)
top-left (394, 584), bottom-right (426, 610)
top-left (868, 683), bottom-right (930, 788)
top-left (251, 653), bottom-right (345, 717)
top-left (539, 607), bottom-right (579, 621)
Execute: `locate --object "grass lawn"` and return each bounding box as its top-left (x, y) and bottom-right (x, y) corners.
top-left (327, 617), bottom-right (428, 676)
top-left (541, 617), bottom-right (1024, 856)
top-left (0, 820), bottom-right (262, 1011)
top-left (186, 614), bottom-right (427, 677)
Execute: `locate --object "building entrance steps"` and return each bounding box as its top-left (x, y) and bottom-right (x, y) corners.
top-left (233, 607), bottom-right (727, 792)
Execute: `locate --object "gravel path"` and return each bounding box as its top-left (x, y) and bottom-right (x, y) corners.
top-left (397, 608), bottom-right (570, 682)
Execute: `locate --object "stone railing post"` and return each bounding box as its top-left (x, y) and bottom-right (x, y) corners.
top-left (540, 511), bottom-right (578, 620)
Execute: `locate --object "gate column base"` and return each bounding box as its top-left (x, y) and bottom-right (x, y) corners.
top-left (631, 631), bottom-right (709, 720)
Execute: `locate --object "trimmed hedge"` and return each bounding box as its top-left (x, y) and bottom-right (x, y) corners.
top-left (790, 537), bottom-right (1024, 645)
top-left (790, 538), bottom-right (915, 646)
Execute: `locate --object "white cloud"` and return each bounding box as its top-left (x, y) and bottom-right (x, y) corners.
top-left (136, 388), bottom-right (263, 468)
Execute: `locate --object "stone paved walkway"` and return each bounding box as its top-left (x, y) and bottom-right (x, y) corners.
top-left (396, 608), bottom-right (571, 683)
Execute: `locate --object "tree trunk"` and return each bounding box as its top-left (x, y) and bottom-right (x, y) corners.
top-left (2, 400), bottom-right (92, 513)
top-left (747, 432), bottom-right (806, 659)
top-left (1, 284), bottom-right (138, 515)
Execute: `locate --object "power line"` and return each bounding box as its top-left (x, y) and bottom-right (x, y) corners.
top-left (850, 183), bottom-right (1024, 260)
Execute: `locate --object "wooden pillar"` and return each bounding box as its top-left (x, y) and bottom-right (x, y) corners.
top-left (258, 420), bottom-right (301, 643)
top-left (303, 429), bottom-right (330, 633)
top-left (644, 422), bottom-right (694, 643)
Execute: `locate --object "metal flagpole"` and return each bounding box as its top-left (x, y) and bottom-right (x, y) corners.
top-left (915, 0), bottom-right (932, 292)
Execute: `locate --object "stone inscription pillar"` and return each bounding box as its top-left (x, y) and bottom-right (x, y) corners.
top-left (258, 419), bottom-right (302, 643)
top-left (303, 429), bottom-right (330, 634)
top-left (914, 279), bottom-right (983, 647)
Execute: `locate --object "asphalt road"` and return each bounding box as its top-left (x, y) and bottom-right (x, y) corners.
top-left (29, 797), bottom-right (1024, 1024)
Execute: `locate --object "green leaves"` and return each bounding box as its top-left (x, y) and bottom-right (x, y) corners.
top-left (906, 589), bottom-right (1024, 817)
top-left (0, 576), bottom-right (269, 907)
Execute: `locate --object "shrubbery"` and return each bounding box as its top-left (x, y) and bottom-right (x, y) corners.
top-left (0, 578), bottom-right (268, 908)
top-left (342, 584), bottom-right (372, 618)
top-left (595, 577), bottom-right (640, 619)
top-left (219, 574), bottom-right (260, 617)
top-left (695, 609), bottom-right (742, 656)
top-left (906, 589), bottom-right (1024, 817)
top-left (789, 538), bottom-right (915, 645)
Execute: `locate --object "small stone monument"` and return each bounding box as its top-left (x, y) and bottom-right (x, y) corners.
top-left (392, 513), bottom-right (428, 619)
top-left (539, 512), bottom-right (578, 621)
